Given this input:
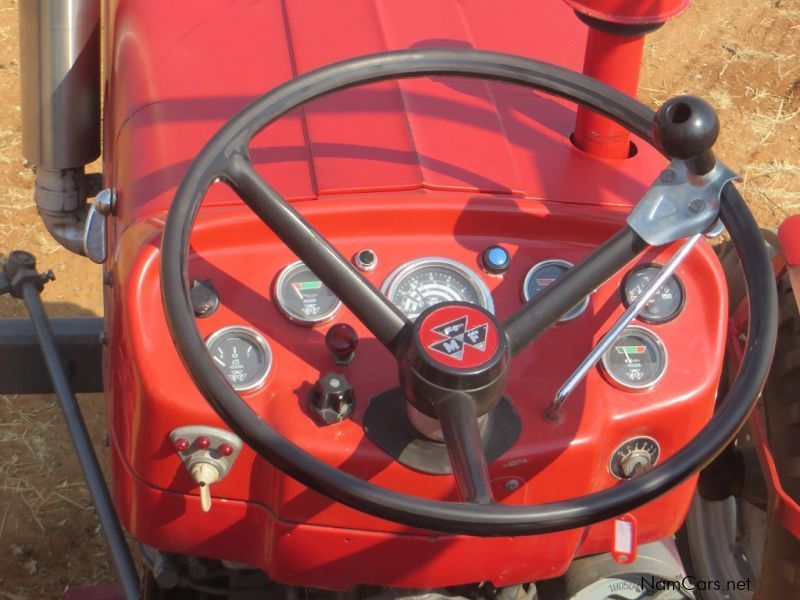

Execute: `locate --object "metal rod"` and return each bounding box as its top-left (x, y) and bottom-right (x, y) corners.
top-left (20, 282), bottom-right (141, 600)
top-left (548, 233), bottom-right (702, 419)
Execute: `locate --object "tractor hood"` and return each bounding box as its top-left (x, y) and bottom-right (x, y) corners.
top-left (105, 0), bottom-right (662, 224)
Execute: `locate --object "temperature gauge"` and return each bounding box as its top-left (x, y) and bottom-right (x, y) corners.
top-left (275, 261), bottom-right (342, 326)
top-left (601, 326), bottom-right (667, 390)
top-left (206, 326), bottom-right (272, 392)
top-left (622, 264), bottom-right (685, 324)
top-left (522, 259), bottom-right (589, 322)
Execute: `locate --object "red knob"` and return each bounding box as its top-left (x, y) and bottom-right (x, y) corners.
top-left (325, 323), bottom-right (359, 365)
top-left (196, 436), bottom-right (211, 449)
top-left (219, 443), bottom-right (234, 457)
top-left (174, 438), bottom-right (190, 452)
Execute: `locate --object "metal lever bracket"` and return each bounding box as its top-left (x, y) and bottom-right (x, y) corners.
top-left (627, 159), bottom-right (739, 246)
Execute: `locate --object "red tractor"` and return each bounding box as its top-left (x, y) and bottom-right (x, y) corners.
top-left (3, 1), bottom-right (798, 598)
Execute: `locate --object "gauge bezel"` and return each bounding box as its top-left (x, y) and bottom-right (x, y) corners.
top-left (381, 257), bottom-right (495, 317)
top-left (521, 259), bottom-right (590, 322)
top-left (205, 325), bottom-right (272, 392)
top-left (600, 325), bottom-right (668, 391)
top-left (608, 436), bottom-right (661, 480)
top-left (620, 262), bottom-right (686, 325)
top-left (274, 260), bottom-right (343, 326)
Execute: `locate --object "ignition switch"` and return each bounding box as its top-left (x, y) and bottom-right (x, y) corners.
top-left (609, 437), bottom-right (660, 479)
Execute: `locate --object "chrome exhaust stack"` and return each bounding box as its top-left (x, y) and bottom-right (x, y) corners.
top-left (19, 0), bottom-right (102, 256)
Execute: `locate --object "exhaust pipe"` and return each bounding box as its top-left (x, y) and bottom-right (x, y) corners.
top-left (19, 0), bottom-right (101, 256)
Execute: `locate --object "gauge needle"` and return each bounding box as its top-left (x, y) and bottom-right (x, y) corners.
top-left (622, 347), bottom-right (633, 364)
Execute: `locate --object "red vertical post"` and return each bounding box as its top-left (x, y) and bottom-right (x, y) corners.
top-left (572, 29), bottom-right (645, 159)
top-left (563, 0), bottom-right (690, 159)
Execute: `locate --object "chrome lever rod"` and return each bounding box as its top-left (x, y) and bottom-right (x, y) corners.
top-left (546, 233), bottom-right (703, 421)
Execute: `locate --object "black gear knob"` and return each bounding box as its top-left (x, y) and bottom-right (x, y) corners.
top-left (653, 95), bottom-right (720, 175)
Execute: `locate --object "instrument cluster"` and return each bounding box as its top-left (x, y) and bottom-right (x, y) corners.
top-left (205, 247), bottom-right (685, 396)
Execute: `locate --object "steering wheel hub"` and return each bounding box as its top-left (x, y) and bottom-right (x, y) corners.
top-left (401, 302), bottom-right (508, 419)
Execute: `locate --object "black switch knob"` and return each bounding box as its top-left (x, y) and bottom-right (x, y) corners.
top-left (309, 372), bottom-right (354, 425)
top-left (325, 323), bottom-right (358, 365)
top-left (190, 278), bottom-right (220, 318)
top-left (653, 95), bottom-right (719, 175)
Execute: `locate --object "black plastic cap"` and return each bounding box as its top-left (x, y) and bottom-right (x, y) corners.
top-left (653, 96), bottom-right (719, 165)
top-left (310, 372), bottom-right (354, 425)
top-left (4, 250), bottom-right (37, 278)
top-left (190, 278), bottom-right (220, 318)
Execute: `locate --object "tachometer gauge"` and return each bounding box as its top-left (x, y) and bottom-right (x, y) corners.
top-left (601, 326), bottom-right (667, 391)
top-left (522, 259), bottom-right (589, 322)
top-left (381, 257), bottom-right (494, 320)
top-left (622, 264), bottom-right (685, 324)
top-left (206, 326), bottom-right (272, 392)
top-left (275, 261), bottom-right (342, 326)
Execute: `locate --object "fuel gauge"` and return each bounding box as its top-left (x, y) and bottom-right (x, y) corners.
top-left (206, 326), bottom-right (272, 392)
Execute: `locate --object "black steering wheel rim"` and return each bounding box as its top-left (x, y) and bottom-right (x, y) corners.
top-left (161, 48), bottom-right (777, 535)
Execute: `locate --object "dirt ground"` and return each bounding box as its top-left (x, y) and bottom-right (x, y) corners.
top-left (0, 0), bottom-right (797, 598)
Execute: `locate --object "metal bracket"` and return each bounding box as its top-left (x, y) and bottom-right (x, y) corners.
top-left (169, 425), bottom-right (243, 477)
top-left (83, 188), bottom-right (115, 264)
top-left (627, 159), bottom-right (739, 246)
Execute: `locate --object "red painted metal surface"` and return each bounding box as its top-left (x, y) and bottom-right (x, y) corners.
top-left (726, 326), bottom-right (800, 540)
top-left (100, 0), bottom-right (728, 590)
top-left (563, 0), bottom-right (689, 25)
top-left (778, 214), bottom-right (800, 266)
top-left (727, 249), bottom-right (800, 541)
top-left (573, 29), bottom-right (645, 159)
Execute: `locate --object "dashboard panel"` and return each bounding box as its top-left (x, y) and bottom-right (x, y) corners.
top-left (108, 194), bottom-right (728, 585)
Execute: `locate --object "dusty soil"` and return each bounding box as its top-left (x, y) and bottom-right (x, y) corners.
top-left (0, 0), bottom-right (797, 598)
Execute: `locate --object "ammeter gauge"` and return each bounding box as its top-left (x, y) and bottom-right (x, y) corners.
top-left (275, 261), bottom-right (342, 326)
top-left (601, 326), bottom-right (667, 390)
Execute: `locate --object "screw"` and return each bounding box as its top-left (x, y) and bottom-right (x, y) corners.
top-left (504, 479), bottom-right (521, 492)
top-left (688, 198), bottom-right (706, 213)
top-left (660, 169), bottom-right (677, 183)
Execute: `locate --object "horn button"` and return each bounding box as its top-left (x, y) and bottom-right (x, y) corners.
top-left (399, 302), bottom-right (509, 419)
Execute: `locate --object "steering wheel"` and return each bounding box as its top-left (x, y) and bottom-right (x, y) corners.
top-left (161, 49), bottom-right (777, 536)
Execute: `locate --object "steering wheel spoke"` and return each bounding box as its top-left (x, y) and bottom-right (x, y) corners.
top-left (503, 226), bottom-right (648, 357)
top-left (436, 396), bottom-right (495, 504)
top-left (225, 155), bottom-right (409, 354)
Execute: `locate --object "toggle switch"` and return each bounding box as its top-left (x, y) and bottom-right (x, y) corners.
top-left (169, 426), bottom-right (242, 513)
top-left (190, 462), bottom-right (221, 512)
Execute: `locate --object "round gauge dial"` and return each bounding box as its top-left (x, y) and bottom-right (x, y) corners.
top-left (206, 326), bottom-right (272, 392)
top-left (601, 326), bottom-right (667, 390)
top-left (275, 261), bottom-right (342, 326)
top-left (622, 264), bottom-right (685, 324)
top-left (382, 258), bottom-right (494, 320)
top-left (522, 259), bottom-right (589, 322)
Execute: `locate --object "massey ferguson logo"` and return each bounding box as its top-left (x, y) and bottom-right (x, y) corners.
top-left (428, 315), bottom-right (489, 361)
